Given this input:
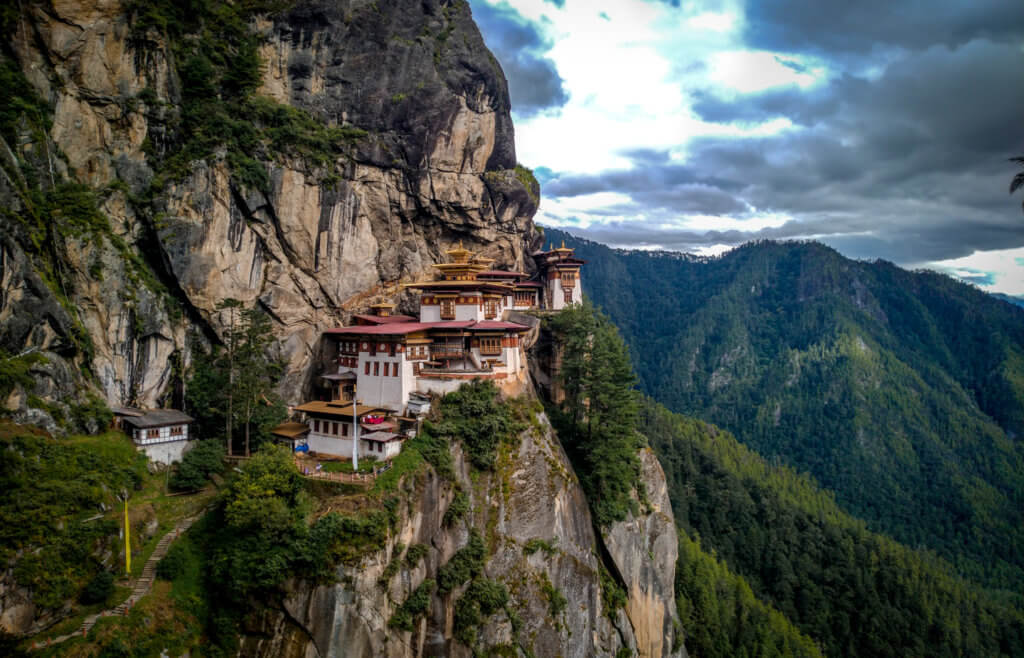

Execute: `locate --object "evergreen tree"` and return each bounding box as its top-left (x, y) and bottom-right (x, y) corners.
top-left (549, 302), bottom-right (644, 526)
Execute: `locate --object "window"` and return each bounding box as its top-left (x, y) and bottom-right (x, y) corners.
top-left (393, 363), bottom-right (400, 377)
top-left (170, 425), bottom-right (183, 436)
top-left (331, 422), bottom-right (338, 435)
top-left (389, 342), bottom-right (396, 356)
top-left (314, 419), bottom-right (320, 433)
top-left (480, 337), bottom-right (502, 356)
top-left (365, 361), bottom-right (370, 375)
top-left (343, 423), bottom-right (349, 436)
top-left (560, 271), bottom-right (575, 288)
top-left (383, 362), bottom-right (390, 377)
top-left (374, 362), bottom-right (380, 376)
top-left (485, 299), bottom-right (498, 319)
top-left (564, 288), bottom-right (573, 304)
top-left (440, 298), bottom-right (455, 320)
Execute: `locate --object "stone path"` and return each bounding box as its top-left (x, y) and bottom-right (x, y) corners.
top-left (29, 513), bottom-right (202, 650)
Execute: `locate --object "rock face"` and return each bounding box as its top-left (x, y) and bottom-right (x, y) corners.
top-left (1, 0), bottom-right (541, 415)
top-left (239, 402), bottom-right (684, 657)
top-left (602, 449), bottom-right (685, 658)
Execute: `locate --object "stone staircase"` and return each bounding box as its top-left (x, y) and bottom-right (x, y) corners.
top-left (30, 513), bottom-right (202, 650)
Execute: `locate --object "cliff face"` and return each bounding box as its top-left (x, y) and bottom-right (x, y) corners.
top-left (1, 0), bottom-right (540, 419)
top-left (238, 402), bottom-right (684, 658)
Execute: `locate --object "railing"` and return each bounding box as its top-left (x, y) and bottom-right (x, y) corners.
top-left (295, 459), bottom-right (392, 484)
top-left (431, 347), bottom-right (465, 358)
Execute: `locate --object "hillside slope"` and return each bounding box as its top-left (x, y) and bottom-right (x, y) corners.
top-left (546, 228), bottom-right (1024, 591)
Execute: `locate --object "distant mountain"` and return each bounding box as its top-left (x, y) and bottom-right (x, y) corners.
top-left (546, 227), bottom-right (1024, 591)
top-left (992, 292), bottom-right (1024, 309)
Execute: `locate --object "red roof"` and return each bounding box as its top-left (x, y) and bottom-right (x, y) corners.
top-left (325, 320), bottom-right (528, 335)
top-left (466, 321), bottom-right (530, 331)
top-left (477, 270), bottom-right (528, 279)
top-left (325, 321), bottom-right (475, 335)
top-left (514, 281), bottom-right (544, 288)
top-left (353, 314), bottom-right (417, 325)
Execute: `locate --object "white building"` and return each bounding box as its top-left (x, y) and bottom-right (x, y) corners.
top-left (115, 408), bottom-right (194, 465)
top-left (534, 242), bottom-right (585, 310)
top-left (281, 240), bottom-right (585, 463)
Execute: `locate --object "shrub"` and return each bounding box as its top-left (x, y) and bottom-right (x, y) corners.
top-left (404, 543), bottom-right (429, 568)
top-left (79, 571), bottom-right (114, 604)
top-left (453, 578), bottom-right (509, 646)
top-left (437, 530), bottom-right (486, 594)
top-left (169, 439), bottom-right (224, 491)
top-left (541, 574), bottom-right (567, 617)
top-left (156, 542), bottom-right (190, 581)
top-left (443, 489), bottom-right (470, 527)
top-left (523, 537), bottom-right (558, 557)
top-left (388, 578), bottom-right (436, 631)
top-left (434, 381), bottom-right (522, 471)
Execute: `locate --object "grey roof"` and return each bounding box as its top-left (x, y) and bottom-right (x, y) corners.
top-left (121, 409), bottom-right (194, 429)
top-left (361, 431), bottom-right (402, 443)
top-left (320, 372), bottom-right (357, 381)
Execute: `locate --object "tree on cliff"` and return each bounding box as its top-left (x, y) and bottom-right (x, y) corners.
top-left (549, 302), bottom-right (645, 526)
top-left (186, 300), bottom-right (286, 455)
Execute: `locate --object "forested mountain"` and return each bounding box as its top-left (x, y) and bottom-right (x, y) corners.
top-left (644, 398), bottom-right (1024, 657)
top-left (545, 228), bottom-right (1024, 593)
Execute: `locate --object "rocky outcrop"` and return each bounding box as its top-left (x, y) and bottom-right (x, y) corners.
top-left (238, 401), bottom-right (689, 657)
top-left (602, 449), bottom-right (686, 657)
top-left (1, 0), bottom-right (541, 416)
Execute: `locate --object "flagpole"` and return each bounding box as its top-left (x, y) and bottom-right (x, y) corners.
top-left (124, 496), bottom-right (131, 576)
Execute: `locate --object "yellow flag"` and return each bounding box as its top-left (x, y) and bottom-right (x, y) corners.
top-left (124, 498), bottom-right (131, 575)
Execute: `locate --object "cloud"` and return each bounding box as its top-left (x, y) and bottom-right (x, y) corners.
top-left (742, 0), bottom-right (1024, 55)
top-left (470, 1), bottom-right (569, 117)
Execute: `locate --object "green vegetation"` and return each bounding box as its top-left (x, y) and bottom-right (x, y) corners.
top-left (433, 380), bottom-right (522, 471)
top-left (169, 439), bottom-right (224, 491)
top-left (0, 349), bottom-right (45, 400)
top-left (389, 578), bottom-right (436, 631)
top-left (548, 228), bottom-right (1024, 592)
top-left (548, 303), bottom-right (645, 526)
top-left (643, 398), bottom-right (1024, 657)
top-left (405, 543), bottom-right (429, 568)
top-left (0, 423), bottom-right (145, 609)
top-left (186, 301), bottom-right (287, 456)
top-left (514, 163), bottom-right (540, 203)
top-left (523, 537), bottom-right (558, 557)
top-left (79, 571), bottom-right (115, 605)
top-left (444, 488), bottom-right (470, 526)
top-left (123, 0), bottom-right (364, 194)
top-left (453, 578), bottom-right (509, 645)
top-left (156, 541), bottom-right (191, 581)
top-left (438, 530), bottom-right (487, 594)
top-left (539, 573), bottom-right (567, 617)
top-left (675, 532), bottom-right (822, 658)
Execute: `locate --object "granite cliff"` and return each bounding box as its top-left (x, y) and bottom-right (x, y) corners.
top-left (1, 0), bottom-right (539, 424)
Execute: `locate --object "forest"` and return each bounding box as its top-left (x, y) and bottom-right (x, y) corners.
top-left (546, 228), bottom-right (1024, 594)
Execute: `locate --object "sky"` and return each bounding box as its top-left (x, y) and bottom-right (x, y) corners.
top-left (468, 0), bottom-right (1024, 295)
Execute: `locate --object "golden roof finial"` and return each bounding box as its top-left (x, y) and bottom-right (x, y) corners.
top-left (561, 240), bottom-right (565, 248)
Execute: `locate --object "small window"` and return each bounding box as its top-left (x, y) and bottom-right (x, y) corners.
top-left (393, 363), bottom-right (400, 377)
top-left (485, 299), bottom-right (498, 319)
top-left (314, 419), bottom-right (320, 433)
top-left (480, 337), bottom-right (502, 356)
top-left (384, 362), bottom-right (390, 377)
top-left (564, 288), bottom-right (573, 304)
top-left (389, 342), bottom-right (396, 356)
top-left (331, 422), bottom-right (338, 435)
top-left (365, 361), bottom-right (370, 375)
top-left (343, 423), bottom-right (349, 437)
top-left (440, 299), bottom-right (455, 320)
top-left (374, 362), bottom-right (380, 376)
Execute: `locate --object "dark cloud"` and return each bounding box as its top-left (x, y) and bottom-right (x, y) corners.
top-left (743, 0), bottom-right (1024, 55)
top-left (552, 38), bottom-right (1024, 265)
top-left (469, 1), bottom-right (569, 117)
